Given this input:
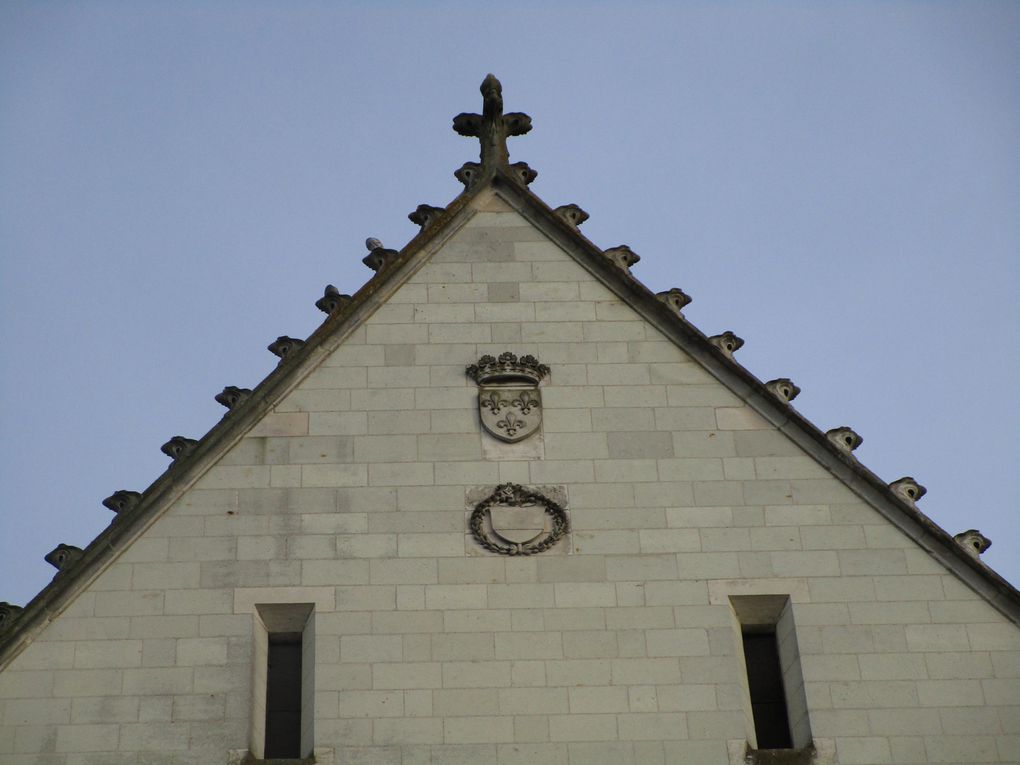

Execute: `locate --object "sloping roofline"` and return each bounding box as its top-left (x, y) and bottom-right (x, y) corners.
top-left (2, 79), bottom-right (1017, 670)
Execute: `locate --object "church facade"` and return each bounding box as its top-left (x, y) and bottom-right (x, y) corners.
top-left (1, 77), bottom-right (1018, 765)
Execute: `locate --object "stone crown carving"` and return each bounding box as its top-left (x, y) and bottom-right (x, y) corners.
top-left (657, 288), bottom-right (692, 317)
top-left (708, 331), bottom-right (744, 357)
top-left (45, 544), bottom-right (83, 572)
top-left (466, 352), bottom-right (550, 386)
top-left (604, 245), bottom-right (640, 273)
top-left (215, 386), bottom-right (252, 410)
top-left (161, 436), bottom-right (198, 462)
top-left (827, 426), bottom-right (863, 453)
top-left (766, 378), bottom-right (801, 403)
top-left (555, 204), bottom-right (589, 228)
top-left (955, 529), bottom-right (991, 558)
top-left (889, 476), bottom-right (926, 505)
top-left (0, 603), bottom-right (24, 633)
top-left (408, 204), bottom-right (445, 229)
top-left (103, 490), bottom-right (142, 514)
top-left (316, 285), bottom-right (353, 315)
top-left (268, 336), bottom-right (305, 359)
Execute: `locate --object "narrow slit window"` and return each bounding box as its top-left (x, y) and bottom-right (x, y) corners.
top-left (742, 628), bottom-right (793, 749)
top-left (730, 595), bottom-right (812, 755)
top-left (265, 632), bottom-right (303, 758)
top-left (252, 603), bottom-right (314, 761)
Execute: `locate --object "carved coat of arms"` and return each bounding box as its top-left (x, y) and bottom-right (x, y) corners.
top-left (466, 352), bottom-right (550, 443)
top-left (470, 483), bottom-right (569, 556)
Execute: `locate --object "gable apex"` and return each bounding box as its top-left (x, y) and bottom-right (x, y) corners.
top-left (2, 76), bottom-right (1017, 672)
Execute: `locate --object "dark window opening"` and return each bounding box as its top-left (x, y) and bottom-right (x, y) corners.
top-left (265, 632), bottom-right (302, 758)
top-left (742, 629), bottom-right (793, 749)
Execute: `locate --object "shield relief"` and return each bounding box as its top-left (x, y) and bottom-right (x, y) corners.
top-left (478, 385), bottom-right (542, 443)
top-left (466, 352), bottom-right (550, 443)
top-left (468, 482), bottom-right (570, 556)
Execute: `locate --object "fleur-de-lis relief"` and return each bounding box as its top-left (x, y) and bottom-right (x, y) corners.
top-left (497, 411), bottom-right (526, 437)
top-left (479, 391), bottom-right (506, 415)
top-left (512, 390), bottom-right (541, 415)
top-left (467, 351), bottom-right (548, 443)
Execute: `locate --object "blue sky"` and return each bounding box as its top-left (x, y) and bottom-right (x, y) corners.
top-left (1, 1), bottom-right (1018, 604)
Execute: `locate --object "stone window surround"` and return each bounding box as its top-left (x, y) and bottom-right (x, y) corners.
top-left (728, 593), bottom-right (823, 765)
top-left (250, 602), bottom-right (316, 762)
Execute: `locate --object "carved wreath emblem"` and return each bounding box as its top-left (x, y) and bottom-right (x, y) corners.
top-left (466, 352), bottom-right (549, 443)
top-left (469, 483), bottom-right (569, 556)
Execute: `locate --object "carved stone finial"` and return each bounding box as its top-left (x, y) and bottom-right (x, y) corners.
top-left (161, 436), bottom-right (199, 462)
top-left (453, 74), bottom-right (532, 170)
top-left (826, 426), bottom-right (863, 453)
top-left (268, 336), bottom-right (305, 360)
top-left (455, 161), bottom-right (482, 188)
top-left (103, 490), bottom-right (141, 514)
top-left (466, 352), bottom-right (550, 386)
top-left (362, 244), bottom-right (399, 273)
top-left (955, 529), bottom-right (991, 558)
top-left (215, 386), bottom-right (252, 410)
top-left (604, 245), bottom-right (640, 273)
top-left (708, 331), bottom-right (744, 358)
top-left (509, 161), bottom-right (538, 186)
top-left (0, 602), bottom-right (24, 633)
top-left (765, 378), bottom-right (801, 403)
top-left (408, 204), bottom-right (445, 230)
top-left (45, 544), bottom-right (83, 572)
top-left (657, 288), bottom-right (693, 317)
top-left (315, 285), bottom-right (353, 315)
top-left (889, 476), bottom-right (927, 505)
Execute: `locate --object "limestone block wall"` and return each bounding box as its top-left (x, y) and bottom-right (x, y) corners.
top-left (1, 207), bottom-right (1018, 764)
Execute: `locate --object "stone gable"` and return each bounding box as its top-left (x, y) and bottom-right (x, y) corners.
top-left (2, 77), bottom-right (1018, 765)
top-left (2, 191), bottom-right (1018, 765)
